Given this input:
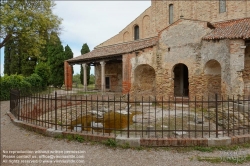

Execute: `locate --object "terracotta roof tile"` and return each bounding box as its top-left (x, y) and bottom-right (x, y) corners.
top-left (203, 18), bottom-right (250, 40)
top-left (67, 36), bottom-right (158, 63)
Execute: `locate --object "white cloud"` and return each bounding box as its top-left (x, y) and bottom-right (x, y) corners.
top-left (53, 1), bottom-right (151, 74)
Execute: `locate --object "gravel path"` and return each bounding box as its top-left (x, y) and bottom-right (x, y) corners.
top-left (1, 100), bottom-right (250, 166)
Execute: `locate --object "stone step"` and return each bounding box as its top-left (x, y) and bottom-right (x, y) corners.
top-left (140, 102), bottom-right (152, 106)
top-left (175, 104), bottom-right (189, 108)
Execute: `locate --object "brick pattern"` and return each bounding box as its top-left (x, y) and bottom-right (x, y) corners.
top-left (64, 61), bottom-right (72, 90)
top-left (122, 53), bottom-right (134, 93)
top-left (95, 63), bottom-right (122, 92)
top-left (97, 1), bottom-right (249, 48)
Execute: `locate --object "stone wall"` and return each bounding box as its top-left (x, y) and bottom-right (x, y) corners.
top-left (229, 39), bottom-right (245, 97)
top-left (158, 19), bottom-right (212, 100)
top-left (95, 62), bottom-right (122, 92)
top-left (96, 0), bottom-right (250, 48)
top-left (122, 47), bottom-right (157, 98)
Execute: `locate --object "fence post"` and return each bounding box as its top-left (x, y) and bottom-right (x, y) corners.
top-left (127, 93), bottom-right (130, 138)
top-left (55, 91), bottom-right (57, 130)
top-left (215, 93), bottom-right (218, 138)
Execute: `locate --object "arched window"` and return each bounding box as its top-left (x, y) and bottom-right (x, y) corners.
top-left (219, 0), bottom-right (226, 13)
top-left (134, 25), bottom-right (139, 40)
top-left (169, 4), bottom-right (173, 24)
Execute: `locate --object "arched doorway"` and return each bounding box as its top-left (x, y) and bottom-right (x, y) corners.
top-left (173, 63), bottom-right (189, 96)
top-left (134, 64), bottom-right (155, 94)
top-left (204, 60), bottom-right (222, 98)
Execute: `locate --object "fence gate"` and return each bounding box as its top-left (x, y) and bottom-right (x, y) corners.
top-left (10, 89), bottom-right (20, 119)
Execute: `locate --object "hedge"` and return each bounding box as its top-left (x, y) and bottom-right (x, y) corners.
top-left (0, 74), bottom-right (46, 100)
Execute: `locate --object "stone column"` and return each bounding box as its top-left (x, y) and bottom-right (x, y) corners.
top-left (82, 63), bottom-right (88, 91)
top-left (100, 61), bottom-right (106, 92)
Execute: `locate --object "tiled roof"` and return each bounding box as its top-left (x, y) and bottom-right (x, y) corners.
top-left (67, 36), bottom-right (158, 63)
top-left (203, 18), bottom-right (250, 40)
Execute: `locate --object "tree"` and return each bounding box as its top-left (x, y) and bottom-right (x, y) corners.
top-left (4, 38), bottom-right (12, 75)
top-left (4, 38), bottom-right (22, 75)
top-left (80, 43), bottom-right (90, 85)
top-left (0, 0), bottom-right (62, 59)
top-left (4, 33), bottom-right (37, 76)
top-left (64, 45), bottom-right (74, 74)
top-left (47, 32), bottom-right (64, 88)
top-left (34, 62), bottom-right (50, 88)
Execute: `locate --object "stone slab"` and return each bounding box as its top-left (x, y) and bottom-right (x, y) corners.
top-left (207, 137), bottom-right (231, 146)
top-left (116, 135), bottom-right (140, 147)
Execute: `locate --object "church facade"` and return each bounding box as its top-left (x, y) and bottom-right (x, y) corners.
top-left (65, 0), bottom-right (250, 100)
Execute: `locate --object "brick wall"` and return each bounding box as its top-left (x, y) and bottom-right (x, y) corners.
top-left (96, 0), bottom-right (249, 48)
top-left (64, 61), bottom-right (72, 90)
top-left (95, 62), bottom-right (122, 92)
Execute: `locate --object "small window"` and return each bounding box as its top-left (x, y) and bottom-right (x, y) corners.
top-left (219, 0), bottom-right (226, 13)
top-left (134, 25), bottom-right (139, 40)
top-left (169, 4), bottom-right (173, 24)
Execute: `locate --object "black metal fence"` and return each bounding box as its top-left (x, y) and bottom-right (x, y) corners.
top-left (10, 89), bottom-right (250, 139)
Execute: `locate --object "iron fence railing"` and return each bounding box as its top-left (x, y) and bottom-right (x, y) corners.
top-left (10, 89), bottom-right (250, 139)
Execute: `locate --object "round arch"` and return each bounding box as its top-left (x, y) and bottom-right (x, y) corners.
top-left (204, 60), bottom-right (222, 98)
top-left (134, 64), bottom-right (156, 93)
top-left (172, 63), bottom-right (189, 96)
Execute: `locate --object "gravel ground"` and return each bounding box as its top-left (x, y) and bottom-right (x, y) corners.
top-left (1, 100), bottom-right (250, 166)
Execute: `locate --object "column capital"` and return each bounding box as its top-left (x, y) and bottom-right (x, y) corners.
top-left (100, 61), bottom-right (106, 66)
top-left (81, 63), bottom-right (88, 68)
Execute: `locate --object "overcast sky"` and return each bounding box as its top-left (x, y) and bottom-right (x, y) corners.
top-left (0, 1), bottom-right (151, 76)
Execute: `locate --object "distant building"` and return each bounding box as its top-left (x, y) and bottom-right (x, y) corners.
top-left (65, 0), bottom-right (250, 100)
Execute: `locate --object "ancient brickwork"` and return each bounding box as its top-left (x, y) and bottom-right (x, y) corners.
top-left (129, 47), bottom-right (156, 98)
top-left (94, 63), bottom-right (122, 92)
top-left (158, 20), bottom-right (211, 100)
top-left (96, 0), bottom-right (249, 48)
top-left (200, 39), bottom-right (231, 98)
top-left (94, 65), bottom-right (101, 90)
top-left (229, 39), bottom-right (245, 97)
top-left (122, 53), bottom-right (135, 93)
top-left (64, 61), bottom-right (72, 90)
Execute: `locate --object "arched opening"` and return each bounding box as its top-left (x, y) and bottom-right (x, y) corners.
top-left (169, 4), bottom-right (174, 24)
top-left (243, 44), bottom-right (250, 97)
top-left (134, 25), bottom-right (139, 40)
top-left (134, 64), bottom-right (155, 94)
top-left (123, 31), bottom-right (129, 42)
top-left (173, 63), bottom-right (189, 96)
top-left (204, 60), bottom-right (222, 98)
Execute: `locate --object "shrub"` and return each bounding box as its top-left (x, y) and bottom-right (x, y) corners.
top-left (24, 73), bottom-right (44, 92)
top-left (104, 139), bottom-right (117, 147)
top-left (34, 62), bottom-right (50, 88)
top-left (0, 74), bottom-right (31, 100)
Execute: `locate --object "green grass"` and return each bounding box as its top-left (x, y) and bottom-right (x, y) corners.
top-left (197, 154), bottom-right (250, 164)
top-left (103, 139), bottom-right (118, 147)
top-left (74, 134), bottom-right (84, 143)
top-left (66, 135), bottom-right (74, 141)
top-left (194, 146), bottom-right (214, 152)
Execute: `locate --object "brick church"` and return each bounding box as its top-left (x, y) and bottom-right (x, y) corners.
top-left (65, 0), bottom-right (250, 100)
